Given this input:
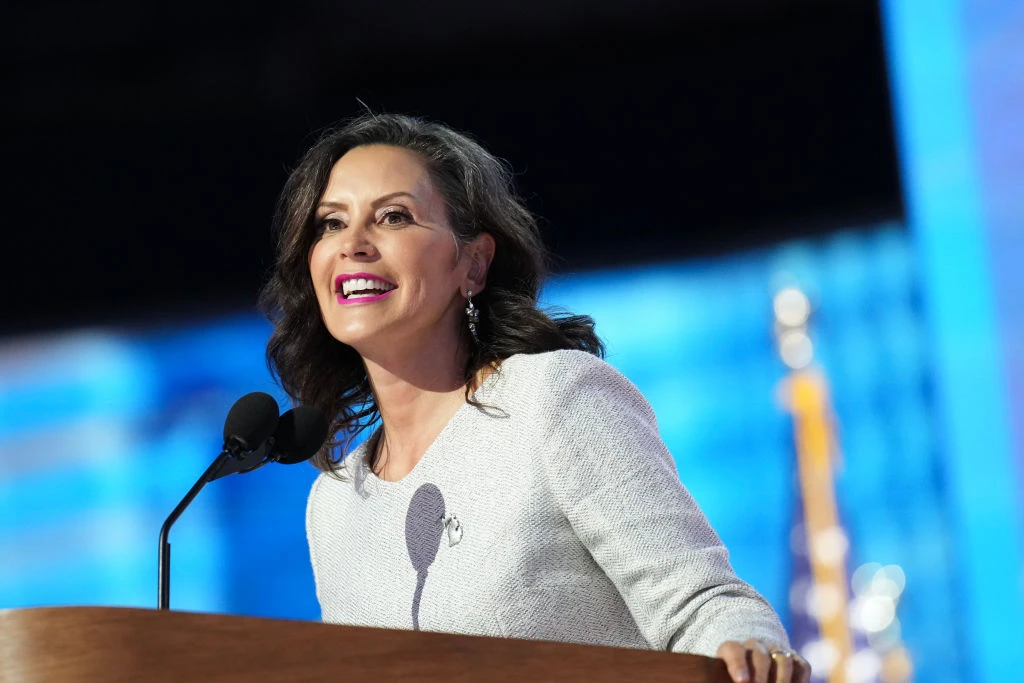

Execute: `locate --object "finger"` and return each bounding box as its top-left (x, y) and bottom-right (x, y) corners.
top-left (792, 651), bottom-right (811, 683)
top-left (716, 641), bottom-right (751, 683)
top-left (769, 649), bottom-right (794, 683)
top-left (744, 639), bottom-right (772, 683)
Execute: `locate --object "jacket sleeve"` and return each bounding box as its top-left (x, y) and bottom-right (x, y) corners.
top-left (539, 350), bottom-right (789, 656)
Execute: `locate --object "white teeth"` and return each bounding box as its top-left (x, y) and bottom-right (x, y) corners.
top-left (340, 277), bottom-right (396, 297)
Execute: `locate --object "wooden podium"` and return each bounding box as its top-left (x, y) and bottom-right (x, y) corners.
top-left (0, 607), bottom-right (733, 682)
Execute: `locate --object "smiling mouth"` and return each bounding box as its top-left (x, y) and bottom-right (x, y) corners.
top-left (336, 277), bottom-right (397, 301)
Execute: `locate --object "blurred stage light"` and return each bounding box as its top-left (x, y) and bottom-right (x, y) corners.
top-left (778, 329), bottom-right (814, 370)
top-left (773, 287), bottom-right (812, 327)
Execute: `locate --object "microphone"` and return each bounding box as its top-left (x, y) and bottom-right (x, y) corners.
top-left (157, 392), bottom-right (280, 610)
top-left (223, 391), bottom-right (281, 453)
top-left (273, 404), bottom-right (329, 465)
top-left (210, 404), bottom-right (328, 479)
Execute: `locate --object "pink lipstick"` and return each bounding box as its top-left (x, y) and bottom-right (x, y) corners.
top-left (334, 272), bottom-right (398, 305)
top-left (337, 290), bottom-right (395, 305)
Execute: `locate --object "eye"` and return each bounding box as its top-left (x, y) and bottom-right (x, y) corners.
top-left (317, 216), bottom-right (345, 234)
top-left (379, 207), bottom-right (413, 227)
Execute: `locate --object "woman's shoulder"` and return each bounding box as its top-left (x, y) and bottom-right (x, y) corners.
top-left (499, 349), bottom-right (634, 396)
top-left (501, 348), bottom-right (617, 384)
top-left (494, 350), bottom-right (648, 421)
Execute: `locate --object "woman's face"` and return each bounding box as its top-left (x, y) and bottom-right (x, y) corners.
top-left (308, 144), bottom-right (472, 358)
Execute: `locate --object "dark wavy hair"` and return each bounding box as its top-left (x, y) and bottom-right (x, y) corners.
top-left (260, 113), bottom-right (603, 473)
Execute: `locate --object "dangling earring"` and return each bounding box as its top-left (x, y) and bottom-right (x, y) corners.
top-left (465, 290), bottom-right (480, 343)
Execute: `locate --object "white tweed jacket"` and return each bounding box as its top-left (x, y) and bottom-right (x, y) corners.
top-left (306, 349), bottom-right (787, 656)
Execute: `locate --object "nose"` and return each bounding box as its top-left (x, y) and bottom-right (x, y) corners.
top-left (336, 221), bottom-right (379, 261)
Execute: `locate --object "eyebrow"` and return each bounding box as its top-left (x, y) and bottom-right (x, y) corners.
top-left (316, 191), bottom-right (418, 212)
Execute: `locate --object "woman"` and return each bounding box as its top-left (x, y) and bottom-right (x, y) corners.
top-left (262, 113), bottom-right (809, 683)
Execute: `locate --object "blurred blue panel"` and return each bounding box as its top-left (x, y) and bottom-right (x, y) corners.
top-left (882, 1), bottom-right (1024, 680)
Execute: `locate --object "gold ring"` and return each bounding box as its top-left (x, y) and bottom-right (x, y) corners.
top-left (770, 648), bottom-right (794, 660)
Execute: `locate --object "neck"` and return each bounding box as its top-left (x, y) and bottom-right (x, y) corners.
top-left (360, 330), bottom-right (471, 480)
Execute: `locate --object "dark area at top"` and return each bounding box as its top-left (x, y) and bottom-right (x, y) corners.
top-left (4, 0), bottom-right (900, 332)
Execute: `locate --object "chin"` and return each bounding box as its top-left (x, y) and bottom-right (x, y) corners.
top-left (326, 328), bottom-right (372, 350)
top-left (324, 320), bottom-right (385, 351)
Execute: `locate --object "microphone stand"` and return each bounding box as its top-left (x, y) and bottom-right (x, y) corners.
top-left (157, 449), bottom-right (234, 611)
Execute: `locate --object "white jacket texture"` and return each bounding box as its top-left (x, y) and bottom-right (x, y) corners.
top-left (307, 349), bottom-right (788, 656)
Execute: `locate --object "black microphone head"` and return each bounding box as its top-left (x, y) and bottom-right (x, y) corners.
top-left (223, 392), bottom-right (280, 451)
top-left (273, 405), bottom-right (329, 465)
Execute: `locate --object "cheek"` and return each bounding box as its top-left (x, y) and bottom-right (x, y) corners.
top-left (404, 255), bottom-right (456, 305)
top-left (308, 240), bottom-right (332, 286)
top-left (397, 235), bottom-right (459, 290)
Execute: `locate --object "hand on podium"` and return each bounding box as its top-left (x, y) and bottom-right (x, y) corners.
top-left (716, 639), bottom-right (810, 683)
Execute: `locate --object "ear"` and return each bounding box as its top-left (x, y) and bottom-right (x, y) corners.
top-left (464, 232), bottom-right (496, 295)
